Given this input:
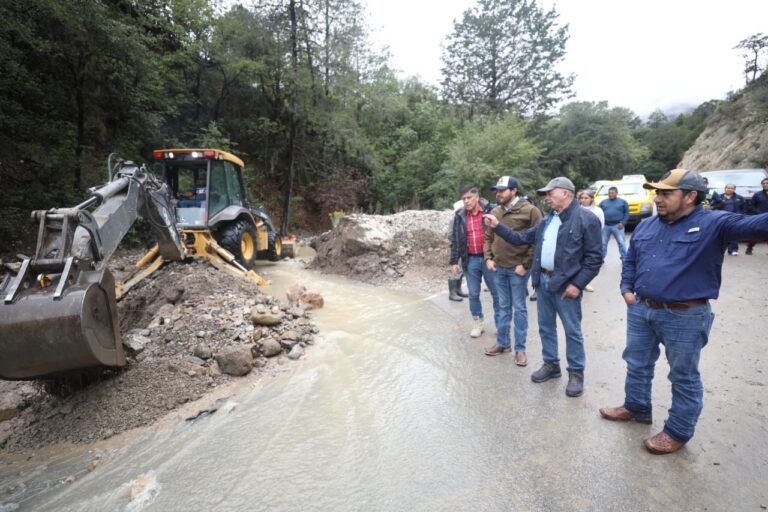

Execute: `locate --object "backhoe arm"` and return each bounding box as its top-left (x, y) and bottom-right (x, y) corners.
top-left (0, 160), bottom-right (185, 379)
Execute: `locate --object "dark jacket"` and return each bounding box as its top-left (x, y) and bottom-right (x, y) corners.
top-left (720, 193), bottom-right (746, 214)
top-left (491, 198), bottom-right (603, 292)
top-left (751, 190), bottom-right (768, 214)
top-left (449, 198), bottom-right (493, 269)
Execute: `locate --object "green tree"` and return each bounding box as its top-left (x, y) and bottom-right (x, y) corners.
top-left (735, 33), bottom-right (768, 85)
top-left (440, 0), bottom-right (573, 116)
top-left (431, 115), bottom-right (541, 207)
top-left (538, 102), bottom-right (649, 186)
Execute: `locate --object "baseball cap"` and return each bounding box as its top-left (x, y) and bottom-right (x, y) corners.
top-left (643, 169), bottom-right (707, 192)
top-left (537, 177), bottom-right (575, 195)
top-left (490, 176), bottom-right (518, 190)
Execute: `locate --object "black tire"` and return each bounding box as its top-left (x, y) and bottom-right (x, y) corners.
top-left (267, 231), bottom-right (282, 261)
top-left (218, 219), bottom-right (258, 269)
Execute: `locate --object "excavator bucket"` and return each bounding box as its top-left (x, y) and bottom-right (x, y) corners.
top-left (0, 268), bottom-right (125, 380)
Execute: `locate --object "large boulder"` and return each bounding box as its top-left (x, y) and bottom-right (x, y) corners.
top-left (286, 283), bottom-right (306, 302)
top-left (300, 291), bottom-right (324, 309)
top-left (258, 338), bottom-right (283, 357)
top-left (215, 347), bottom-right (253, 376)
top-left (250, 307), bottom-right (283, 326)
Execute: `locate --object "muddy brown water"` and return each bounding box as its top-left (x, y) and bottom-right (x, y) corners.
top-left (1, 244), bottom-right (767, 511)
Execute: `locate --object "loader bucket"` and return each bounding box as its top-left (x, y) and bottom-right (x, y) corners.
top-left (0, 269), bottom-right (125, 380)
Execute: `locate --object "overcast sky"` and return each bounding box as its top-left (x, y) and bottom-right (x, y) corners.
top-left (363, 0), bottom-right (768, 117)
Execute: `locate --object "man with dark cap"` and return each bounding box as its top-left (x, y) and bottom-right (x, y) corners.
top-left (483, 176), bottom-right (543, 363)
top-left (483, 177), bottom-right (603, 397)
top-left (599, 169), bottom-right (768, 454)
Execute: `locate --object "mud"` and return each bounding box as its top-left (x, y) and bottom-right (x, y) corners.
top-left (0, 252), bottom-right (319, 452)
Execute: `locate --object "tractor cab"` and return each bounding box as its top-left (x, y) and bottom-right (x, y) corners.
top-left (151, 148), bottom-right (285, 268)
top-left (152, 148), bottom-right (247, 229)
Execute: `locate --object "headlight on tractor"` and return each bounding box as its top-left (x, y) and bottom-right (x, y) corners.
top-left (640, 202), bottom-right (652, 213)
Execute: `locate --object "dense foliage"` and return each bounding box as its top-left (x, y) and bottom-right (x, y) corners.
top-left (0, 0), bottom-right (716, 248)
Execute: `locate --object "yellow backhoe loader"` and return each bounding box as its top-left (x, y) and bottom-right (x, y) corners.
top-left (0, 149), bottom-right (292, 380)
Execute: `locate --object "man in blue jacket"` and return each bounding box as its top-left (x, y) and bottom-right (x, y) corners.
top-left (599, 186), bottom-right (629, 260)
top-left (746, 177), bottom-right (768, 254)
top-left (483, 177), bottom-right (603, 397)
top-left (719, 183), bottom-right (746, 255)
top-left (600, 169), bottom-right (768, 454)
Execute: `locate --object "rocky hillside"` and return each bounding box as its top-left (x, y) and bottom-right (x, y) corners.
top-left (680, 73), bottom-right (768, 170)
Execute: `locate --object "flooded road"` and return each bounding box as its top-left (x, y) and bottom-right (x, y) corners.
top-left (2, 247), bottom-right (767, 511)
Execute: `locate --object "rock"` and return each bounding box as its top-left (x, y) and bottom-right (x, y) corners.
top-left (280, 337), bottom-right (299, 349)
top-left (163, 287), bottom-right (185, 304)
top-left (287, 344), bottom-right (304, 360)
top-left (259, 338), bottom-right (283, 357)
top-left (193, 344), bottom-right (212, 360)
top-left (286, 283), bottom-right (307, 302)
top-left (0, 391), bottom-right (26, 422)
top-left (124, 334), bottom-right (150, 354)
top-left (215, 347), bottom-right (253, 377)
top-left (157, 303), bottom-right (175, 318)
top-left (300, 291), bottom-right (324, 309)
top-left (208, 361), bottom-right (222, 378)
top-left (282, 330), bottom-right (300, 341)
top-left (250, 310), bottom-right (282, 326)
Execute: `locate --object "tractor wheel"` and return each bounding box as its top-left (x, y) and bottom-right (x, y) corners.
top-left (267, 231), bottom-right (282, 261)
top-left (218, 219), bottom-right (258, 269)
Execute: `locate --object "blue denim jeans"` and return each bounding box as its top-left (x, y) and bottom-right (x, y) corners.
top-left (536, 273), bottom-right (585, 371)
top-left (465, 255), bottom-right (499, 327)
top-left (623, 301), bottom-right (714, 443)
top-left (602, 224), bottom-right (627, 259)
top-left (495, 265), bottom-right (528, 351)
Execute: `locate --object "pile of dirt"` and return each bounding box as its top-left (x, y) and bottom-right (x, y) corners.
top-left (0, 255), bottom-right (320, 452)
top-left (310, 209), bottom-right (455, 293)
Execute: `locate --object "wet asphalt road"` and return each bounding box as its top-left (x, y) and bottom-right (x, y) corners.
top-left (2, 242), bottom-right (767, 511)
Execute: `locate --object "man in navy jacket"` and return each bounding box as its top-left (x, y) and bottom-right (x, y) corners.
top-left (746, 177), bottom-right (768, 254)
top-left (483, 177), bottom-right (603, 397)
top-left (600, 169), bottom-right (768, 454)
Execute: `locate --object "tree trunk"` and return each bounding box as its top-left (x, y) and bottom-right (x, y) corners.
top-left (281, 0), bottom-right (300, 235)
top-left (324, 0), bottom-right (330, 98)
top-left (299, 0), bottom-right (318, 107)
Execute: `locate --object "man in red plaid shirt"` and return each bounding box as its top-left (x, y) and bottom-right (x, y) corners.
top-left (450, 186), bottom-right (499, 337)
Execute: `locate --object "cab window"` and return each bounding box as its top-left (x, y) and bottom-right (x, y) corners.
top-left (208, 161), bottom-right (231, 218)
top-left (224, 161), bottom-right (243, 206)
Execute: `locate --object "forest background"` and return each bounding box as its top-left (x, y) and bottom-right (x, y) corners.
top-left (0, 0), bottom-right (762, 248)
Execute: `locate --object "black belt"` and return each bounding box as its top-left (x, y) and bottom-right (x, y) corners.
top-left (468, 253), bottom-right (484, 257)
top-left (638, 297), bottom-right (708, 310)
top-left (542, 269), bottom-right (555, 276)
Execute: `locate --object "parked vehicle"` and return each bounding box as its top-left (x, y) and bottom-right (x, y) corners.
top-left (621, 174), bottom-right (647, 182)
top-left (698, 169), bottom-right (768, 206)
top-left (594, 180), bottom-right (655, 226)
top-left (587, 180), bottom-right (610, 193)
